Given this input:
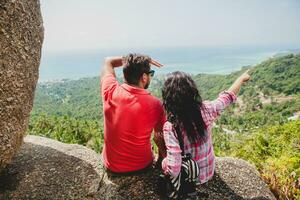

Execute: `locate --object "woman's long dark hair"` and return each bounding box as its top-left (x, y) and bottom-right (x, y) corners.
top-left (162, 71), bottom-right (206, 143)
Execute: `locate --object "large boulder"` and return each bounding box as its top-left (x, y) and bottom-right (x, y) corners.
top-left (0, 135), bottom-right (276, 200)
top-left (0, 0), bottom-right (43, 170)
top-left (0, 135), bottom-right (103, 200)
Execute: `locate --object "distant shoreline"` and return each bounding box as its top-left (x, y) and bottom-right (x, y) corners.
top-left (38, 48), bottom-right (300, 83)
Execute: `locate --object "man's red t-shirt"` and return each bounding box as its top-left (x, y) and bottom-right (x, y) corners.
top-left (101, 74), bottom-right (165, 173)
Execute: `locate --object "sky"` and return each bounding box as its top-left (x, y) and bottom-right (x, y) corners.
top-left (40, 0), bottom-right (300, 53)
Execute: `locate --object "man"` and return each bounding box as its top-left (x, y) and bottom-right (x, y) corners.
top-left (101, 53), bottom-right (165, 174)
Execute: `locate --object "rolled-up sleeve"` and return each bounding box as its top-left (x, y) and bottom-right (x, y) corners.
top-left (212, 91), bottom-right (237, 114)
top-left (161, 122), bottom-right (182, 178)
top-left (202, 91), bottom-right (237, 126)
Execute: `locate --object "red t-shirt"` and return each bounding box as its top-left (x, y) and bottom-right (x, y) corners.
top-left (101, 74), bottom-right (165, 173)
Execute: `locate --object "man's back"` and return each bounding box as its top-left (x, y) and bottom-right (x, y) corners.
top-left (101, 74), bottom-right (165, 173)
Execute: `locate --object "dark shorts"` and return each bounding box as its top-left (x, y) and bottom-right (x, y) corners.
top-left (104, 163), bottom-right (153, 177)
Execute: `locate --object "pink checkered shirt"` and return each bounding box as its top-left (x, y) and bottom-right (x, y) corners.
top-left (161, 91), bottom-right (237, 184)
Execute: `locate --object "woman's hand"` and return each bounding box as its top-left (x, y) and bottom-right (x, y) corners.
top-left (228, 69), bottom-right (251, 95)
top-left (238, 69), bottom-right (251, 83)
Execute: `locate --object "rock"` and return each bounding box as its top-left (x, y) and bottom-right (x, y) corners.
top-left (0, 136), bottom-right (276, 200)
top-left (0, 0), bottom-right (44, 170)
top-left (0, 135), bottom-right (103, 200)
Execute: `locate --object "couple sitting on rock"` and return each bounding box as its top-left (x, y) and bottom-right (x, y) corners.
top-left (100, 53), bottom-right (250, 197)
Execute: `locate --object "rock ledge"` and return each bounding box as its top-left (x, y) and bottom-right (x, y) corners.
top-left (0, 136), bottom-right (276, 200)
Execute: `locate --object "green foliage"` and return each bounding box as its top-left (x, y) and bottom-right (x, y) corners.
top-left (212, 127), bottom-right (233, 157)
top-left (227, 120), bottom-right (300, 200)
top-left (194, 54), bottom-right (300, 100)
top-left (218, 96), bottom-right (300, 132)
top-left (32, 77), bottom-right (102, 120)
top-left (28, 114), bottom-right (104, 153)
top-left (251, 54), bottom-right (300, 95)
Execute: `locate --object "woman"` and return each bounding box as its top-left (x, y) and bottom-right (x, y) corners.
top-left (156, 70), bottom-right (250, 186)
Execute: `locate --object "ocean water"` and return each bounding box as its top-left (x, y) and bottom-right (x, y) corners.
top-left (39, 46), bottom-right (292, 82)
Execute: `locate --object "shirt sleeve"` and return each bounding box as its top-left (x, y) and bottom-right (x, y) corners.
top-left (201, 91), bottom-right (237, 126)
top-left (161, 122), bottom-right (182, 178)
top-left (101, 74), bottom-right (118, 102)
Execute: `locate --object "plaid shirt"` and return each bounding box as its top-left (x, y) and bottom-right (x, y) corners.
top-left (161, 91), bottom-right (237, 184)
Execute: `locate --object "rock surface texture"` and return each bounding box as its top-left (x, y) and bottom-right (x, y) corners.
top-left (0, 0), bottom-right (44, 170)
top-left (0, 135), bottom-right (277, 200)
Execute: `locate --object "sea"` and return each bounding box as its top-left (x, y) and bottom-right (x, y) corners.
top-left (38, 45), bottom-right (298, 82)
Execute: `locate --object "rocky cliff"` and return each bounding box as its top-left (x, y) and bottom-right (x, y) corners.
top-left (0, 135), bottom-right (276, 200)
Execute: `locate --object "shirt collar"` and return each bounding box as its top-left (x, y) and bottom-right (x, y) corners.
top-left (121, 83), bottom-right (150, 95)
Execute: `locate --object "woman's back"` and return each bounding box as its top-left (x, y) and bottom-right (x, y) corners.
top-left (162, 91), bottom-right (237, 183)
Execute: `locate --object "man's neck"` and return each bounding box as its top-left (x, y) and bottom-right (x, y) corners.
top-left (126, 82), bottom-right (144, 89)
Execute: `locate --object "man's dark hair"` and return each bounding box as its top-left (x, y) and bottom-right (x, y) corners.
top-left (123, 53), bottom-right (151, 85)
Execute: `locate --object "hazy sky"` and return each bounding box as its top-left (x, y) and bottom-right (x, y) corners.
top-left (40, 0), bottom-right (300, 52)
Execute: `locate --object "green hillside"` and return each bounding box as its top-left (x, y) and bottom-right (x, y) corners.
top-left (32, 77), bottom-right (102, 120)
top-left (29, 54), bottom-right (300, 199)
top-left (195, 53), bottom-right (300, 99)
top-left (32, 54), bottom-right (300, 119)
top-left (194, 54), bottom-right (300, 134)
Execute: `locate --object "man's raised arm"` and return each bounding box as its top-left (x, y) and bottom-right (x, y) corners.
top-left (101, 56), bottom-right (123, 79)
